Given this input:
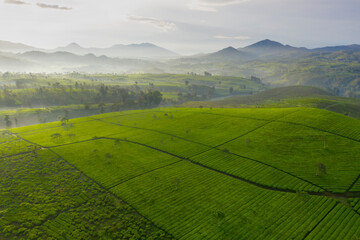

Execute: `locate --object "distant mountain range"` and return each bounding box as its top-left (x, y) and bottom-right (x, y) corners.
top-left (201, 39), bottom-right (360, 61)
top-left (0, 40), bottom-right (178, 59)
top-left (1, 38), bottom-right (360, 74)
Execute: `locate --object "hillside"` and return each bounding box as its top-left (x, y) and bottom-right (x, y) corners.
top-left (170, 40), bottom-right (360, 98)
top-left (181, 86), bottom-right (360, 118)
top-left (205, 47), bottom-right (253, 61)
top-left (1, 107), bottom-right (360, 239)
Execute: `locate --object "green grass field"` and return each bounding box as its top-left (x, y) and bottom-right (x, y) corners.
top-left (2, 107), bottom-right (360, 239)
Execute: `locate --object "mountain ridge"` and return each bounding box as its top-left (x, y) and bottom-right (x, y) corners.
top-left (0, 40), bottom-right (179, 59)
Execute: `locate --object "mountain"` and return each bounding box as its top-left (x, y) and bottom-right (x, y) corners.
top-left (104, 43), bottom-right (179, 59)
top-left (312, 44), bottom-right (360, 52)
top-left (0, 40), bottom-right (38, 53)
top-left (0, 54), bottom-right (36, 72)
top-left (240, 39), bottom-right (307, 57)
top-left (0, 50), bottom-right (166, 73)
top-left (53, 42), bottom-right (179, 59)
top-left (205, 46), bottom-right (253, 61)
top-left (0, 40), bottom-right (178, 59)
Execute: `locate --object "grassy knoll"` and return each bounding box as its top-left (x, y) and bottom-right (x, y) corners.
top-left (2, 107), bottom-right (360, 239)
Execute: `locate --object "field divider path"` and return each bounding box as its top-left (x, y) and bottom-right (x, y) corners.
top-left (0, 139), bottom-right (21, 145)
top-left (302, 202), bottom-right (339, 240)
top-left (0, 151), bottom-right (35, 160)
top-left (93, 137), bottom-right (311, 195)
top-left (201, 111), bottom-right (360, 144)
top-left (88, 113), bottom-right (343, 194)
top-left (347, 174), bottom-right (360, 192)
top-left (88, 116), bottom-right (215, 149)
top-left (8, 132), bottom-right (176, 240)
top-left (9, 132), bottom-right (316, 196)
top-left (213, 119), bottom-right (275, 148)
top-left (20, 130), bottom-right (359, 198)
top-left (106, 160), bottom-right (183, 190)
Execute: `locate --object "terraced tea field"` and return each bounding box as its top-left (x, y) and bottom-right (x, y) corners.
top-left (2, 107), bottom-right (360, 239)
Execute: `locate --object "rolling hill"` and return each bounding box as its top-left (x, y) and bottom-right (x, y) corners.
top-left (1, 107), bottom-right (360, 239)
top-left (181, 86), bottom-right (360, 118)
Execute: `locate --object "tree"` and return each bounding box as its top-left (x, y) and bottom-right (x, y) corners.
top-left (98, 102), bottom-right (105, 113)
top-left (251, 76), bottom-right (262, 84)
top-left (4, 115), bottom-right (12, 129)
top-left (50, 133), bottom-right (62, 142)
top-left (316, 163), bottom-right (327, 176)
top-left (229, 87), bottom-right (234, 94)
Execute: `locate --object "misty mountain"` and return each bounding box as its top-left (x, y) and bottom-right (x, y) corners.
top-left (53, 42), bottom-right (179, 59)
top-left (240, 39), bottom-right (308, 58)
top-left (0, 40), bottom-right (178, 59)
top-left (312, 44), bottom-right (360, 52)
top-left (0, 53), bottom-right (36, 72)
top-left (0, 51), bottom-right (166, 73)
top-left (205, 47), bottom-right (253, 61)
top-left (0, 40), bottom-right (39, 53)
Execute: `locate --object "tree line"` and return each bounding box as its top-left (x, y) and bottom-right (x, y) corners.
top-left (0, 82), bottom-right (162, 108)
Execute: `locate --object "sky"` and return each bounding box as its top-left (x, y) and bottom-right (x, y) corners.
top-left (1, 0), bottom-right (360, 55)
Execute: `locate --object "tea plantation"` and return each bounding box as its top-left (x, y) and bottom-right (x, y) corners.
top-left (1, 107), bottom-right (360, 239)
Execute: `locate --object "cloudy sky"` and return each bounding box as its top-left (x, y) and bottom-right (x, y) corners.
top-left (1, 0), bottom-right (360, 54)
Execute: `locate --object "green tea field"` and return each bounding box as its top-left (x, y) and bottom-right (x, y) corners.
top-left (1, 107), bottom-right (360, 239)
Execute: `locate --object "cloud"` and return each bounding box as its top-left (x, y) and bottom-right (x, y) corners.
top-left (189, 0), bottom-right (249, 11)
top-left (215, 35), bottom-right (251, 40)
top-left (127, 15), bottom-right (176, 32)
top-left (4, 0), bottom-right (29, 5)
top-left (36, 3), bottom-right (72, 10)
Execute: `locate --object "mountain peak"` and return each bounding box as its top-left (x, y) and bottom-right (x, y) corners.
top-left (127, 43), bottom-right (157, 47)
top-left (207, 46), bottom-right (251, 60)
top-left (66, 42), bottom-right (82, 48)
top-left (245, 39), bottom-right (284, 49)
top-left (218, 46), bottom-right (239, 53)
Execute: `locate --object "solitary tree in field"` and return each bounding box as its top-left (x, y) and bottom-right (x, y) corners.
top-left (213, 210), bottom-right (225, 227)
top-left (51, 133), bottom-right (62, 143)
top-left (222, 148), bottom-right (230, 154)
top-left (229, 87), bottom-right (234, 94)
top-left (316, 163), bottom-right (327, 176)
top-left (4, 115), bottom-right (11, 129)
top-left (98, 102), bottom-right (105, 113)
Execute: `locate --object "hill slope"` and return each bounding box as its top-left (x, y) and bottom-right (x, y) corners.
top-left (182, 86), bottom-right (360, 118)
top-left (2, 107), bottom-right (360, 239)
top-left (205, 46), bottom-right (253, 61)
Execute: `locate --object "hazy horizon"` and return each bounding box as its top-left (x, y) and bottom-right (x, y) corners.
top-left (1, 0), bottom-right (360, 54)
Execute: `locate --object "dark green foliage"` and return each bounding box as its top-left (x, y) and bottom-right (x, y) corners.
top-left (0, 134), bottom-right (173, 240)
